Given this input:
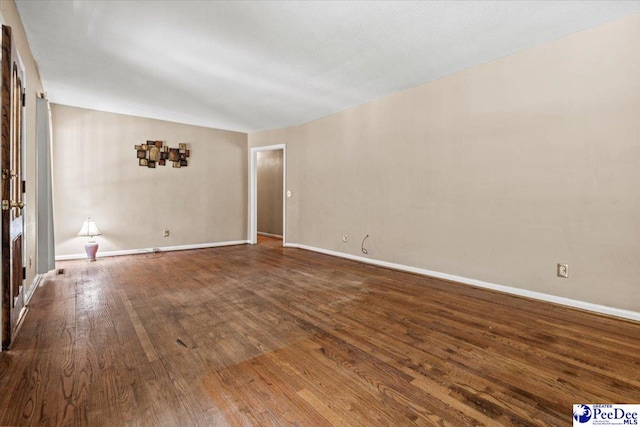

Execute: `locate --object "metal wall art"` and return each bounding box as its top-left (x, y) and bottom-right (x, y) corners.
top-left (134, 141), bottom-right (190, 168)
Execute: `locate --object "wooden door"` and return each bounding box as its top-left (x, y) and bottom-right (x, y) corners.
top-left (1, 25), bottom-right (26, 350)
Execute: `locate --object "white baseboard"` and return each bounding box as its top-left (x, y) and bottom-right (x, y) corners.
top-left (24, 274), bottom-right (43, 305)
top-left (284, 243), bottom-right (640, 323)
top-left (257, 232), bottom-right (283, 239)
top-left (55, 240), bottom-right (250, 261)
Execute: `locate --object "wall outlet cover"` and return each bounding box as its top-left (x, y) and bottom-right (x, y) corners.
top-left (557, 263), bottom-right (568, 278)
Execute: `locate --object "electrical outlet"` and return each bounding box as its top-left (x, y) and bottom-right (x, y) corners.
top-left (342, 235), bottom-right (347, 242)
top-left (557, 263), bottom-right (568, 278)
top-left (163, 229), bottom-right (170, 237)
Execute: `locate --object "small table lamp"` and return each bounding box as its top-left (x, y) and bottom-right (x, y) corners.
top-left (78, 217), bottom-right (101, 261)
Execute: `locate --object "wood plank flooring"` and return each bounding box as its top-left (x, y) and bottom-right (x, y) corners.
top-left (1, 236), bottom-right (639, 426)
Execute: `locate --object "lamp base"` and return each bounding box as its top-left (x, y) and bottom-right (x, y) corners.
top-left (85, 241), bottom-right (99, 261)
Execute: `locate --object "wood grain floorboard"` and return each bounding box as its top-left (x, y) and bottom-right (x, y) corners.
top-left (1, 236), bottom-right (639, 426)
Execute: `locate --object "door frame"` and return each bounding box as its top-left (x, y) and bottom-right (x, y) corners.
top-left (248, 144), bottom-right (286, 245)
top-left (17, 48), bottom-right (27, 304)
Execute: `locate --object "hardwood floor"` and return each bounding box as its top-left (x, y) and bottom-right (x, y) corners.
top-left (1, 236), bottom-right (639, 426)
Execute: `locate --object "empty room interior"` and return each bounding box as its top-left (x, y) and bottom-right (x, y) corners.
top-left (0, 1), bottom-right (639, 425)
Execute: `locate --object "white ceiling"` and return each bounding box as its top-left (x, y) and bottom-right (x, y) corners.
top-left (15, 1), bottom-right (640, 133)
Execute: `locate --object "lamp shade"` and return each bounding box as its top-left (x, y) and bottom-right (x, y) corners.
top-left (78, 217), bottom-right (101, 238)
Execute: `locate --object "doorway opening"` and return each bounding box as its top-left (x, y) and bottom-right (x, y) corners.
top-left (249, 144), bottom-right (286, 246)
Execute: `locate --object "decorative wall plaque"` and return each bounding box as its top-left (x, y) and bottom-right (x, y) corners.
top-left (134, 140), bottom-right (190, 168)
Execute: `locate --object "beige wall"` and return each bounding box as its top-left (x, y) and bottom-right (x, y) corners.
top-left (0, 0), bottom-right (45, 294)
top-left (52, 105), bottom-right (247, 256)
top-left (250, 14), bottom-right (640, 312)
top-left (257, 150), bottom-right (283, 236)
